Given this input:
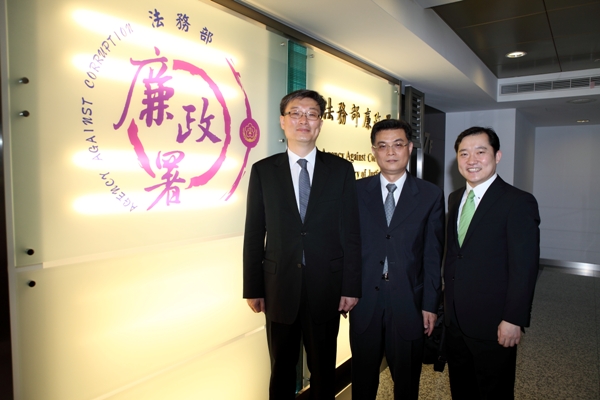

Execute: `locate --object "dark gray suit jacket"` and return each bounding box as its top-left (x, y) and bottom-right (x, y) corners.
top-left (350, 173), bottom-right (444, 340)
top-left (243, 150), bottom-right (362, 324)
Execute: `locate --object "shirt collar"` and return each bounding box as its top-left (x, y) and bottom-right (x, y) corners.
top-left (288, 147), bottom-right (317, 165)
top-left (466, 173), bottom-right (497, 200)
top-left (380, 172), bottom-right (407, 191)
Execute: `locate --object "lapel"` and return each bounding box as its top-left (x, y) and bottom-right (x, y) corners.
top-left (303, 150), bottom-right (330, 223)
top-left (388, 173), bottom-right (420, 231)
top-left (461, 176), bottom-right (508, 247)
top-left (363, 174), bottom-right (388, 231)
top-left (274, 152), bottom-right (303, 224)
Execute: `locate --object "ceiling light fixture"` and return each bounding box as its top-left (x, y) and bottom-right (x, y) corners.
top-left (576, 119), bottom-right (590, 123)
top-left (506, 51), bottom-right (526, 58)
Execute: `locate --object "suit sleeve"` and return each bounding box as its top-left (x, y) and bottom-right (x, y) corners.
top-left (242, 164), bottom-right (266, 299)
top-left (340, 164), bottom-right (362, 298)
top-left (503, 192), bottom-right (541, 327)
top-left (422, 189), bottom-right (445, 313)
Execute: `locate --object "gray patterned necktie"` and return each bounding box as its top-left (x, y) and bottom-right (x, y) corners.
top-left (298, 159), bottom-right (310, 222)
top-left (383, 183), bottom-right (397, 275)
top-left (384, 183), bottom-right (397, 225)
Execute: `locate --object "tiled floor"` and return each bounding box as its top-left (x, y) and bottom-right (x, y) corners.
top-left (364, 266), bottom-right (600, 399)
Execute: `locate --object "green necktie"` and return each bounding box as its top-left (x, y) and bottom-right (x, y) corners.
top-left (458, 190), bottom-right (475, 247)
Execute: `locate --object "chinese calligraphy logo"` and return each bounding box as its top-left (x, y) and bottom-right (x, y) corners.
top-left (110, 46), bottom-right (259, 211)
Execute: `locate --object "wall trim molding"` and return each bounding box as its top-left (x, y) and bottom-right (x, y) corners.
top-left (540, 258), bottom-right (600, 272)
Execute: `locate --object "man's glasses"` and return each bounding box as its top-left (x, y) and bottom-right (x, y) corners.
top-left (284, 110), bottom-right (321, 121)
top-left (373, 141), bottom-right (410, 152)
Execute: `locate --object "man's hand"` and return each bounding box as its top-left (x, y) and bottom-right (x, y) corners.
top-left (497, 320), bottom-right (521, 347)
top-left (246, 298), bottom-right (265, 313)
top-left (422, 311), bottom-right (437, 336)
top-left (338, 297), bottom-right (359, 318)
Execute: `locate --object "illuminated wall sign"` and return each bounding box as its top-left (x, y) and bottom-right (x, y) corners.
top-left (308, 55), bottom-right (400, 181)
top-left (323, 97), bottom-right (391, 130)
top-left (5, 0), bottom-right (284, 264)
top-left (78, 8), bottom-right (260, 213)
top-left (320, 94), bottom-right (394, 179)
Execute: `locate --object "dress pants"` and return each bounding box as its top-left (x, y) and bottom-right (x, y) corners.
top-left (350, 279), bottom-right (423, 400)
top-left (265, 278), bottom-right (340, 400)
top-left (446, 312), bottom-right (517, 400)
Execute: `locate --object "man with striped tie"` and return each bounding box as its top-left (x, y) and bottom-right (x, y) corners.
top-left (243, 89), bottom-right (362, 399)
top-left (349, 118), bottom-right (444, 399)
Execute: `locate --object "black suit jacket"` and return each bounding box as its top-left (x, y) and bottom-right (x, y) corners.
top-left (243, 150), bottom-right (362, 325)
top-left (444, 176), bottom-right (540, 341)
top-left (350, 173), bottom-right (444, 340)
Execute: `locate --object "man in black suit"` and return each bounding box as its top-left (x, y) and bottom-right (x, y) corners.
top-left (350, 119), bottom-right (445, 399)
top-left (444, 126), bottom-right (540, 399)
top-left (243, 89), bottom-right (362, 400)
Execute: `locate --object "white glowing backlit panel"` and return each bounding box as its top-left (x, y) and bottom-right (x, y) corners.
top-left (5, 0), bottom-right (287, 266)
top-left (15, 237), bottom-right (270, 399)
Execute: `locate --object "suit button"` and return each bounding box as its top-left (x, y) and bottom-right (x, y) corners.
top-left (379, 260), bottom-right (384, 265)
top-left (297, 264), bottom-right (302, 268)
top-left (386, 235), bottom-right (391, 239)
top-left (452, 277), bottom-right (455, 281)
top-left (300, 232), bottom-right (306, 236)
top-left (457, 255), bottom-right (463, 259)
top-left (375, 286), bottom-right (379, 291)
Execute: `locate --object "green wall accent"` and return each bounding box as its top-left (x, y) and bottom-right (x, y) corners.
top-left (287, 41), bottom-right (307, 93)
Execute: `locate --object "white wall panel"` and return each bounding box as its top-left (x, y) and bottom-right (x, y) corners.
top-left (14, 237), bottom-right (271, 399)
top-left (534, 124), bottom-right (600, 264)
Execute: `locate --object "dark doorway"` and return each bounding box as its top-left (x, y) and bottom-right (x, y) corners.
top-left (0, 71), bottom-right (15, 400)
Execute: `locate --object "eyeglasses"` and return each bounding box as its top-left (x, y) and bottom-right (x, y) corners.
top-left (373, 141), bottom-right (410, 152)
top-left (284, 110), bottom-right (321, 121)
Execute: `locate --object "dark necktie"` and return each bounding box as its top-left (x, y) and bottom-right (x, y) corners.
top-left (298, 159), bottom-right (310, 222)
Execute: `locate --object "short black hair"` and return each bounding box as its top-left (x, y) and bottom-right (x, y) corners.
top-left (454, 126), bottom-right (500, 154)
top-left (370, 118), bottom-right (412, 144)
top-left (280, 89), bottom-right (327, 116)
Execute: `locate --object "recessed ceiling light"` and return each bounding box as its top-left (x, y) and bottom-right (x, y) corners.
top-left (567, 98), bottom-right (597, 104)
top-left (506, 51), bottom-right (526, 58)
top-left (576, 119), bottom-right (590, 123)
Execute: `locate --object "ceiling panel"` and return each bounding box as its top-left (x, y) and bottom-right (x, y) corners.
top-left (556, 34), bottom-right (600, 72)
top-left (432, 0), bottom-right (545, 28)
top-left (544, 0), bottom-right (600, 11)
top-left (547, 3), bottom-right (600, 37)
top-left (455, 14), bottom-right (553, 50)
top-left (432, 0), bottom-right (600, 79)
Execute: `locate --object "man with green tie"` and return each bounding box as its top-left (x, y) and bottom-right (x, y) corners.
top-left (443, 126), bottom-right (541, 399)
